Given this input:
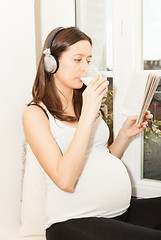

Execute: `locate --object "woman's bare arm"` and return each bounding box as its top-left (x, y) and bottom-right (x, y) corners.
top-left (108, 112), bottom-right (152, 159)
top-left (23, 106), bottom-right (94, 192)
top-left (22, 76), bottom-right (108, 192)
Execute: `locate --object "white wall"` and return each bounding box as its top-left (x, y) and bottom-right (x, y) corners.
top-left (0, 0), bottom-right (75, 236)
top-left (0, 0), bottom-right (36, 233)
top-left (35, 0), bottom-right (75, 65)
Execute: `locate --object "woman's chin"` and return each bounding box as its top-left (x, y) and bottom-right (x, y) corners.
top-left (74, 80), bottom-right (84, 89)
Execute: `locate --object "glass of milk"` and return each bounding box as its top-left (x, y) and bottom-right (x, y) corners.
top-left (80, 63), bottom-right (101, 86)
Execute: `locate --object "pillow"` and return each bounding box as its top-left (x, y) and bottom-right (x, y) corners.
top-left (20, 143), bottom-right (47, 237)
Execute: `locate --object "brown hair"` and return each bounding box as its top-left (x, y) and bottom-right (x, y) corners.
top-left (28, 26), bottom-right (92, 122)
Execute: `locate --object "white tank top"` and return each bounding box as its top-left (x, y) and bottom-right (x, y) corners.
top-left (39, 104), bottom-right (132, 229)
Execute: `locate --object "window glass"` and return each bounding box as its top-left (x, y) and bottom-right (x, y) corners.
top-left (143, 0), bottom-right (161, 180)
top-left (143, 0), bottom-right (161, 70)
top-left (106, 0), bottom-right (113, 70)
top-left (102, 77), bottom-right (113, 145)
top-left (143, 81), bottom-right (161, 181)
top-left (75, 0), bottom-right (107, 70)
top-left (75, 0), bottom-right (113, 145)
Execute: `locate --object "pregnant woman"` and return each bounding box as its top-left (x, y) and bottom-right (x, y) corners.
top-left (22, 26), bottom-right (161, 240)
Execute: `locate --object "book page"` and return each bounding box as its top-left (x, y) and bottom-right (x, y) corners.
top-left (121, 71), bottom-right (160, 124)
top-left (121, 71), bottom-right (149, 116)
top-left (136, 74), bottom-right (153, 124)
top-left (136, 74), bottom-right (160, 124)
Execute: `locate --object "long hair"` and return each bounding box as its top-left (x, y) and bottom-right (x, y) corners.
top-left (28, 26), bottom-right (92, 122)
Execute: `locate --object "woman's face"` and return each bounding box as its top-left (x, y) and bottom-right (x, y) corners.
top-left (54, 40), bottom-right (92, 90)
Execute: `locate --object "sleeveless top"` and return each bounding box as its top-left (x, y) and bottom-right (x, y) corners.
top-left (38, 103), bottom-right (132, 229)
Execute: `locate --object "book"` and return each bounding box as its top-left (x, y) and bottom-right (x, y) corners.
top-left (121, 71), bottom-right (160, 124)
top-left (136, 73), bottom-right (160, 124)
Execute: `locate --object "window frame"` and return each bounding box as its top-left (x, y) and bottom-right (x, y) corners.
top-left (113, 0), bottom-right (161, 198)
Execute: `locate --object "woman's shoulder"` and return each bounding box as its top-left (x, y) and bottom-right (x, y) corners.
top-left (22, 104), bottom-right (49, 126)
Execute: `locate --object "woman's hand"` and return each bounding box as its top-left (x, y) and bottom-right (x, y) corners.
top-left (120, 111), bottom-right (153, 139)
top-left (109, 111), bottom-right (153, 159)
top-left (81, 74), bottom-right (109, 122)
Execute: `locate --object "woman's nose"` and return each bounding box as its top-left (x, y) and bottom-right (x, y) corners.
top-left (81, 61), bottom-right (89, 74)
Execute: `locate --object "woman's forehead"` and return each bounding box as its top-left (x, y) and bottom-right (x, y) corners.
top-left (66, 40), bottom-right (92, 56)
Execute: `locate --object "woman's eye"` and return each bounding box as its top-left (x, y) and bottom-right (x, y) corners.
top-left (87, 60), bottom-right (91, 64)
top-left (74, 59), bottom-right (81, 62)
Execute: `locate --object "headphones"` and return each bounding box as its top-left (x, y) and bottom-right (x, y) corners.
top-left (43, 27), bottom-right (64, 74)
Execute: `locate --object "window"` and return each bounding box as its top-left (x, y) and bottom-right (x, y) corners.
top-left (75, 0), bottom-right (107, 70)
top-left (143, 0), bottom-right (161, 70)
top-left (76, 0), bottom-right (161, 197)
top-left (112, 0), bottom-right (161, 198)
top-left (143, 0), bottom-right (161, 181)
top-left (75, 0), bottom-right (113, 145)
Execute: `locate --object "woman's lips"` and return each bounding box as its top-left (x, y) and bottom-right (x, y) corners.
top-left (76, 77), bottom-right (83, 82)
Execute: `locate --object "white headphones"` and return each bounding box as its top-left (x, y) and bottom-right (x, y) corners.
top-left (43, 27), bottom-right (64, 74)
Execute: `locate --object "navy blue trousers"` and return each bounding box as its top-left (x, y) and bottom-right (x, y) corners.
top-left (46, 197), bottom-right (161, 240)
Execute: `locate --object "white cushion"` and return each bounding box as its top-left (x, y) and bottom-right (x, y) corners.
top-left (0, 225), bottom-right (46, 240)
top-left (20, 143), bottom-right (47, 237)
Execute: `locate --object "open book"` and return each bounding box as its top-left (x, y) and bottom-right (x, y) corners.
top-left (121, 71), bottom-right (160, 125)
top-left (136, 73), bottom-right (160, 124)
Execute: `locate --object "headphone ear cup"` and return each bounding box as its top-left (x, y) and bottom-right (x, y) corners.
top-left (44, 54), bottom-right (58, 73)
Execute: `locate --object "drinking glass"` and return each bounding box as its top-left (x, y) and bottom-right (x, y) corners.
top-left (80, 63), bottom-right (101, 85)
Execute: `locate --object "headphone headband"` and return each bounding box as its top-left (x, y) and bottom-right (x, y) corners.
top-left (46, 27), bottom-right (64, 49)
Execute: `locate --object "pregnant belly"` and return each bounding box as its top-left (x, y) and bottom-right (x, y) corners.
top-left (75, 148), bottom-right (132, 216)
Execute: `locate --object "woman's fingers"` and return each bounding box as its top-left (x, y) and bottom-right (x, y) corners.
top-left (137, 111), bottom-right (153, 128)
top-left (137, 121), bottom-right (148, 129)
top-left (97, 80), bottom-right (109, 95)
top-left (99, 86), bottom-right (108, 100)
top-left (144, 110), bottom-right (153, 120)
top-left (88, 75), bottom-right (109, 92)
top-left (127, 111), bottom-right (153, 128)
top-left (82, 75), bottom-right (109, 120)
top-left (85, 75), bottom-right (109, 102)
top-left (88, 74), bottom-right (101, 87)
top-left (93, 77), bottom-right (108, 91)
top-left (122, 111), bottom-right (153, 138)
